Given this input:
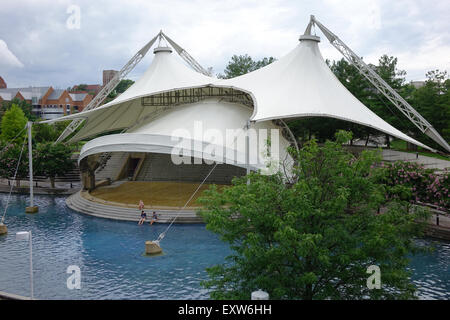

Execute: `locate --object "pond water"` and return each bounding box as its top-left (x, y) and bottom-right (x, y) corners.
top-left (0, 194), bottom-right (448, 300)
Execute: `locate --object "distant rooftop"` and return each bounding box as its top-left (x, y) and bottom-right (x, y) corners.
top-left (69, 92), bottom-right (88, 101)
top-left (47, 89), bottom-right (65, 100)
top-left (0, 92), bottom-right (12, 100)
top-left (410, 80), bottom-right (426, 89)
top-left (0, 86), bottom-right (51, 100)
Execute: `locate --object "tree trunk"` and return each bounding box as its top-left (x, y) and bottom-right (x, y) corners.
top-left (303, 284), bottom-right (313, 300)
top-left (50, 177), bottom-right (55, 189)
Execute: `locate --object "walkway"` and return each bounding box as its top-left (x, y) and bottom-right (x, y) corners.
top-left (382, 149), bottom-right (450, 171)
top-left (0, 178), bottom-right (80, 195)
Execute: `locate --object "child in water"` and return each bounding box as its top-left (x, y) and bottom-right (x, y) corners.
top-left (138, 200), bottom-right (144, 211)
top-left (150, 211), bottom-right (158, 225)
top-left (138, 210), bottom-right (147, 225)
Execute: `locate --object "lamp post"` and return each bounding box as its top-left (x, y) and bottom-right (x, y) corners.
top-left (16, 231), bottom-right (34, 299)
top-left (251, 289), bottom-right (269, 300)
top-left (26, 121), bottom-right (38, 214)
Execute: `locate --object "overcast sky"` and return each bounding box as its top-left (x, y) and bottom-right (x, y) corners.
top-left (0, 0), bottom-right (449, 88)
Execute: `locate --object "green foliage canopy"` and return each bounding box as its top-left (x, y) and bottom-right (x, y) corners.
top-left (199, 131), bottom-right (430, 300)
top-left (0, 104), bottom-right (28, 142)
top-left (218, 55), bottom-right (275, 79)
top-left (34, 142), bottom-right (75, 187)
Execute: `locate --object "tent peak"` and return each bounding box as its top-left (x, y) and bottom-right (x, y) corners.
top-left (153, 46), bottom-right (173, 54)
top-left (299, 34), bottom-right (320, 42)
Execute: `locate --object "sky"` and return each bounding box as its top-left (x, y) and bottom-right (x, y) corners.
top-left (0, 0), bottom-right (449, 89)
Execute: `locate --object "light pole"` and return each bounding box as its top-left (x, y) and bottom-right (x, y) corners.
top-left (26, 121), bottom-right (38, 214)
top-left (16, 231), bottom-right (34, 299)
top-left (251, 289), bottom-right (269, 300)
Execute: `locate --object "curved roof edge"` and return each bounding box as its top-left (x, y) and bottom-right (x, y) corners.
top-left (79, 133), bottom-right (266, 171)
top-left (255, 112), bottom-right (434, 152)
top-left (42, 84), bottom-right (255, 124)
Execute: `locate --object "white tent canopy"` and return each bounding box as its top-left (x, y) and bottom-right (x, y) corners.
top-left (80, 98), bottom-right (292, 172)
top-left (47, 34), bottom-right (431, 151)
top-left (219, 35), bottom-right (431, 150)
top-left (51, 47), bottom-right (215, 141)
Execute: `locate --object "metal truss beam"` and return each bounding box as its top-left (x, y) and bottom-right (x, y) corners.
top-left (160, 32), bottom-right (212, 77)
top-left (56, 31), bottom-right (213, 143)
top-left (56, 34), bottom-right (160, 142)
top-left (309, 15), bottom-right (450, 152)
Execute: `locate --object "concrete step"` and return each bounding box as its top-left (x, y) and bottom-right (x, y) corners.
top-left (66, 191), bottom-right (203, 223)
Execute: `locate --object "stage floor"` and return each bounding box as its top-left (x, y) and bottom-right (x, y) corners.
top-left (90, 181), bottom-right (226, 209)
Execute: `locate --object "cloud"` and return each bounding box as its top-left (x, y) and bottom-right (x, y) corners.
top-left (0, 39), bottom-right (24, 68)
top-left (0, 0), bottom-right (448, 87)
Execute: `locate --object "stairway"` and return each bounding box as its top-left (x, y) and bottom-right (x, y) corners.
top-left (136, 153), bottom-right (245, 183)
top-left (425, 225), bottom-right (450, 241)
top-left (95, 152), bottom-right (129, 181)
top-left (66, 191), bottom-right (203, 224)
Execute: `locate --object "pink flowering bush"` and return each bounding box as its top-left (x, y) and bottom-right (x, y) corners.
top-left (380, 161), bottom-right (449, 211)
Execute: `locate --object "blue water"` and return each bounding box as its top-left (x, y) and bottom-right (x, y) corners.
top-left (0, 194), bottom-right (448, 300)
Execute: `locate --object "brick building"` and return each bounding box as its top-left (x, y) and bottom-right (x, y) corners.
top-left (0, 76), bottom-right (6, 89)
top-left (103, 70), bottom-right (118, 86)
top-left (0, 86), bottom-right (92, 120)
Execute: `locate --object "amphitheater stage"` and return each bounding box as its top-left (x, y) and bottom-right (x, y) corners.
top-left (91, 180), bottom-right (226, 209)
top-left (66, 181), bottom-right (227, 223)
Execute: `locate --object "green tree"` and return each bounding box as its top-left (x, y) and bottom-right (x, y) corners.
top-left (368, 55), bottom-right (413, 146)
top-left (105, 79), bottom-right (135, 103)
top-left (115, 79), bottom-right (134, 94)
top-left (32, 122), bottom-right (57, 143)
top-left (0, 142), bottom-right (29, 186)
top-left (1, 98), bottom-right (35, 122)
top-left (218, 54), bottom-right (276, 79)
top-left (410, 70), bottom-right (450, 148)
top-left (199, 131), bottom-right (429, 300)
top-left (34, 142), bottom-right (75, 188)
top-left (76, 84), bottom-right (88, 91)
top-left (1, 104), bottom-right (28, 142)
top-left (329, 59), bottom-right (373, 143)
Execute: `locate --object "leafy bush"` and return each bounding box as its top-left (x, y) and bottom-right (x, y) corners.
top-left (380, 161), bottom-right (449, 210)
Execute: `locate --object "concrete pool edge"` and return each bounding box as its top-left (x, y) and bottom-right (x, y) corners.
top-left (66, 191), bottom-right (203, 223)
top-left (0, 290), bottom-right (32, 300)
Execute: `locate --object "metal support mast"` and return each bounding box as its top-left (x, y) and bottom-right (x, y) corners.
top-left (307, 15), bottom-right (450, 152)
top-left (56, 34), bottom-right (160, 142)
top-left (161, 31), bottom-right (212, 77)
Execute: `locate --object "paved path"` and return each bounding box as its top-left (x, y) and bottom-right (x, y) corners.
top-left (0, 178), bottom-right (79, 195)
top-left (382, 149), bottom-right (450, 171)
